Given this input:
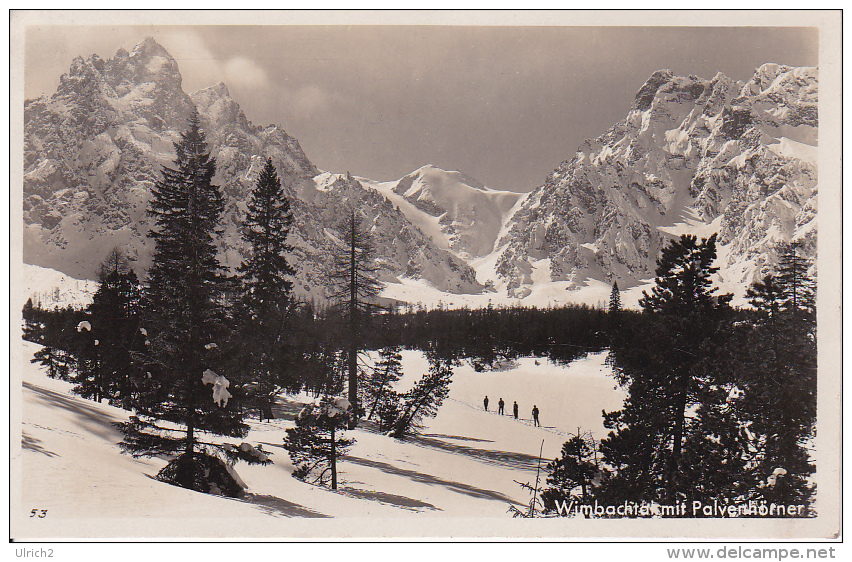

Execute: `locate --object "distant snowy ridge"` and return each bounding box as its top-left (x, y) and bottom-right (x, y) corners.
top-left (367, 165), bottom-right (524, 260)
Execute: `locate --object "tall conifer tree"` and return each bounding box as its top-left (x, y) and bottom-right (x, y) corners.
top-left (326, 206), bottom-right (382, 419)
top-left (608, 281), bottom-right (621, 315)
top-left (601, 234), bottom-right (734, 505)
top-left (390, 353), bottom-right (454, 438)
top-left (235, 158), bottom-right (296, 419)
top-left (85, 248), bottom-right (142, 408)
top-left (119, 111), bottom-right (248, 461)
top-left (364, 346), bottom-right (403, 420)
top-left (730, 244), bottom-right (816, 508)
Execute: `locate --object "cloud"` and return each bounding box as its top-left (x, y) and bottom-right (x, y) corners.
top-left (224, 57), bottom-right (269, 90)
top-left (157, 30), bottom-right (270, 93)
top-left (290, 85), bottom-right (330, 115)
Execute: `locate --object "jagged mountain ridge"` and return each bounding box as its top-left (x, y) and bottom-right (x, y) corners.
top-left (492, 64), bottom-right (818, 298)
top-left (22, 37), bottom-right (818, 307)
top-left (23, 37), bottom-right (482, 299)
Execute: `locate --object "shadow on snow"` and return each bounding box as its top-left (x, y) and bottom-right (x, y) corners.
top-left (343, 454), bottom-right (524, 506)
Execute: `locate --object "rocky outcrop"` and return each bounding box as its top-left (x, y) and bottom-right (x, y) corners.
top-left (493, 64), bottom-right (817, 297)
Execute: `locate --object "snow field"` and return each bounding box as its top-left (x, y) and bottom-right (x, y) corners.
top-left (16, 340), bottom-right (625, 537)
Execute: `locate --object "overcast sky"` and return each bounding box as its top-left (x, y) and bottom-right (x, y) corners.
top-left (24, 24), bottom-right (818, 191)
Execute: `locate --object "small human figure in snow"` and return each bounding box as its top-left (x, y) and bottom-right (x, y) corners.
top-left (498, 398), bottom-right (505, 415)
top-left (483, 396), bottom-right (489, 411)
top-left (513, 401), bottom-right (518, 419)
top-left (532, 405), bottom-right (540, 427)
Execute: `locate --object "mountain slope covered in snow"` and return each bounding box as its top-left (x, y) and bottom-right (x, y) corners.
top-left (367, 165), bottom-right (525, 259)
top-left (491, 64), bottom-right (817, 300)
top-left (17, 339), bottom-right (624, 536)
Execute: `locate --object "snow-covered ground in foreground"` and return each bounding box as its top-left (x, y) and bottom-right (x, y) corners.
top-left (14, 340), bottom-right (625, 538)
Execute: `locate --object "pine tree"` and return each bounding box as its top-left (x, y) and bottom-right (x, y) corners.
top-left (608, 281), bottom-right (621, 315)
top-left (776, 242), bottom-right (816, 317)
top-left (22, 298), bottom-right (39, 342)
top-left (541, 432), bottom-right (600, 512)
top-left (118, 112), bottom-right (266, 493)
top-left (601, 234), bottom-right (734, 505)
top-left (285, 396), bottom-right (355, 490)
top-left (364, 346), bottom-right (403, 420)
top-left (325, 207), bottom-right (383, 419)
top-left (28, 304), bottom-right (81, 382)
top-left (71, 314), bottom-right (102, 402)
top-left (31, 346), bottom-right (60, 379)
top-left (746, 275), bottom-right (785, 320)
top-left (730, 244), bottom-right (817, 509)
top-left (234, 158), bottom-right (296, 420)
top-left (374, 389), bottom-right (402, 432)
top-left (85, 248), bottom-right (143, 408)
top-left (390, 353), bottom-right (454, 439)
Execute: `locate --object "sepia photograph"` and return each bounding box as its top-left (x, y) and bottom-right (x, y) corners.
top-left (9, 10), bottom-right (842, 542)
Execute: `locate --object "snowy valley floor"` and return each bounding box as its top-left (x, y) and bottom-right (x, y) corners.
top-left (14, 341), bottom-right (626, 537)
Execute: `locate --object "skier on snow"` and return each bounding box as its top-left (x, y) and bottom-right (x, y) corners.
top-left (513, 401), bottom-right (518, 419)
top-left (498, 398), bottom-right (505, 415)
top-left (483, 396), bottom-right (489, 411)
top-left (532, 405), bottom-right (540, 427)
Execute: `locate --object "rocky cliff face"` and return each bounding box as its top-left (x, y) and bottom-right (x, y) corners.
top-left (23, 37), bottom-right (482, 298)
top-left (492, 64), bottom-right (817, 298)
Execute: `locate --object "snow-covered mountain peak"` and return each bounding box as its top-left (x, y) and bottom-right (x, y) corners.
top-left (130, 36), bottom-right (173, 60)
top-left (190, 82), bottom-right (250, 133)
top-left (409, 164), bottom-right (489, 192)
top-left (23, 39), bottom-right (484, 300)
top-left (207, 82), bottom-right (232, 97)
top-left (491, 64), bottom-right (818, 302)
top-left (382, 165), bottom-right (524, 260)
top-left (22, 44), bottom-right (818, 309)
top-left (632, 69), bottom-right (676, 111)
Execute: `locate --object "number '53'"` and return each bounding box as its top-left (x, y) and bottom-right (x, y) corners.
top-left (29, 509), bottom-right (47, 518)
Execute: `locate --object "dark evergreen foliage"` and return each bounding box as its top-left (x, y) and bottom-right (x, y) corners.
top-left (117, 112), bottom-right (251, 468)
top-left (69, 317), bottom-right (102, 402)
top-left (285, 396), bottom-right (355, 489)
top-left (541, 432), bottom-right (600, 512)
top-left (79, 248), bottom-right (143, 408)
top-left (374, 390), bottom-right (402, 433)
top-left (601, 234), bottom-right (734, 505)
top-left (22, 298), bottom-right (38, 341)
top-left (232, 158), bottom-right (296, 420)
top-left (364, 346), bottom-right (403, 420)
top-left (725, 243), bottom-right (817, 509)
top-left (390, 353), bottom-right (454, 439)
top-left (237, 158), bottom-right (296, 310)
top-left (608, 281), bottom-right (621, 314)
top-left (368, 302), bottom-right (608, 365)
top-left (156, 451), bottom-right (245, 498)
